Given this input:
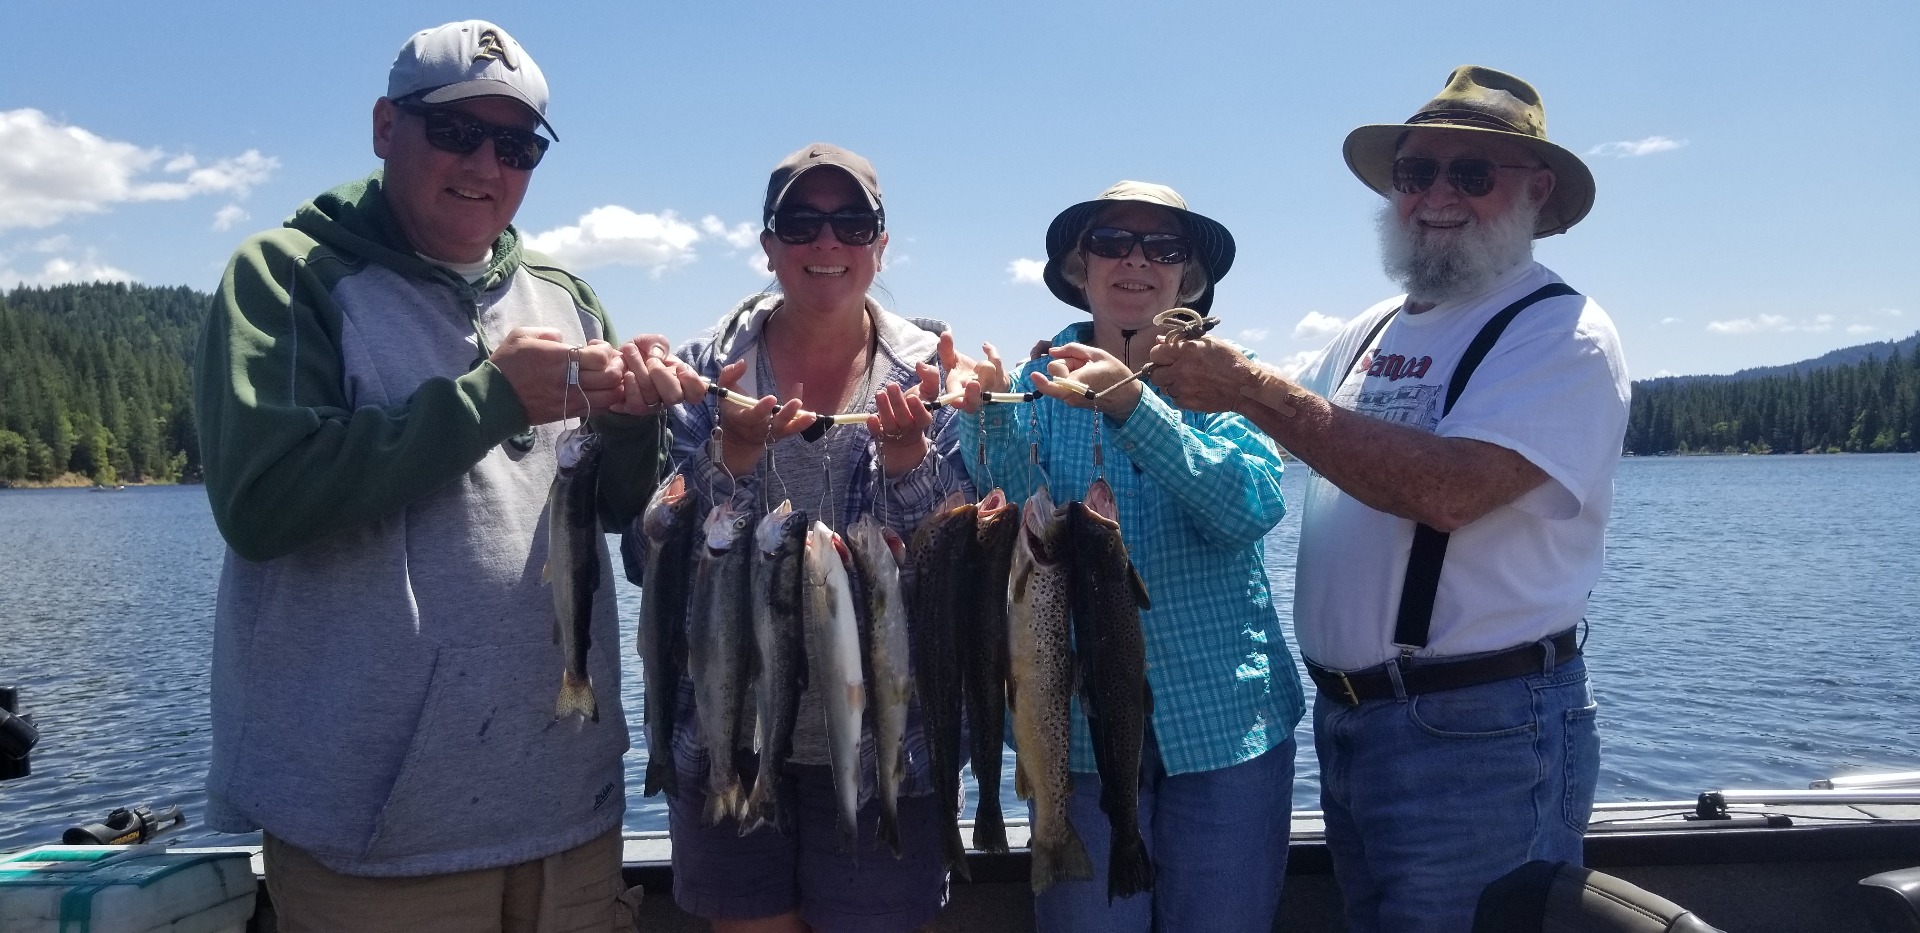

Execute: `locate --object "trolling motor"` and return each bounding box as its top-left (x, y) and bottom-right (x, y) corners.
top-left (62, 804), bottom-right (186, 846)
top-left (0, 685), bottom-right (36, 781)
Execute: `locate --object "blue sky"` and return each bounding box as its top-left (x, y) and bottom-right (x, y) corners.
top-left (4, 0), bottom-right (1914, 379)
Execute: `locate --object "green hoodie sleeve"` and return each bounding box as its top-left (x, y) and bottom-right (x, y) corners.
top-left (195, 230), bottom-right (533, 561)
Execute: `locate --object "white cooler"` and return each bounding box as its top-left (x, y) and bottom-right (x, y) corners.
top-left (0, 845), bottom-right (255, 933)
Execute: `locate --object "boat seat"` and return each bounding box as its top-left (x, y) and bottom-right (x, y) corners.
top-left (1472, 860), bottom-right (1725, 932)
top-left (1859, 867), bottom-right (1920, 933)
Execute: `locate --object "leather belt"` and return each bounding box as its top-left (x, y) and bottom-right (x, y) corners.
top-left (1307, 629), bottom-right (1580, 707)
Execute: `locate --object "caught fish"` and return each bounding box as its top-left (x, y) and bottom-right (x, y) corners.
top-left (1007, 487), bottom-right (1092, 892)
top-left (547, 430), bottom-right (604, 722)
top-left (848, 514), bottom-right (913, 856)
top-left (636, 472), bottom-right (698, 797)
top-left (967, 488), bottom-right (1019, 852)
top-left (689, 500), bottom-right (755, 825)
top-left (806, 521), bottom-right (867, 850)
top-left (742, 501), bottom-right (809, 835)
top-left (907, 490), bottom-right (979, 880)
top-left (1069, 477), bottom-right (1155, 901)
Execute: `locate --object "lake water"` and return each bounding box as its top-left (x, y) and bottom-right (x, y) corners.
top-left (2, 454), bottom-right (1917, 851)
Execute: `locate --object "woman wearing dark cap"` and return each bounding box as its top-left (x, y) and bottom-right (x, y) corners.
top-left (948, 181), bottom-right (1303, 932)
top-left (655, 143), bottom-right (971, 933)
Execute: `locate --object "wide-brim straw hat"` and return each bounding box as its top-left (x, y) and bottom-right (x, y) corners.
top-left (1343, 65), bottom-right (1595, 238)
top-left (1041, 181), bottom-right (1236, 314)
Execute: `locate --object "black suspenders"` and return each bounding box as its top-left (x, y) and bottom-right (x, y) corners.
top-left (1331, 282), bottom-right (1580, 651)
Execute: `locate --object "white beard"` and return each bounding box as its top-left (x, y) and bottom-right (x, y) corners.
top-left (1378, 197), bottom-right (1539, 305)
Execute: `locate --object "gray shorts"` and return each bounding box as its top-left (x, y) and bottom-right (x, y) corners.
top-left (668, 764), bottom-right (948, 933)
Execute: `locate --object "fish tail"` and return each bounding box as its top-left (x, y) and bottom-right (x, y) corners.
top-left (702, 782), bottom-right (740, 828)
top-left (1106, 834), bottom-right (1155, 902)
top-left (1030, 831), bottom-right (1094, 893)
top-left (876, 796), bottom-right (902, 857)
top-left (642, 759), bottom-right (672, 799)
top-left (555, 671), bottom-right (598, 722)
top-left (972, 795), bottom-right (1008, 853)
top-left (944, 821), bottom-right (972, 882)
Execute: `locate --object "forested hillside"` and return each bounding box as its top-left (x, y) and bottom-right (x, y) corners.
top-left (1626, 342), bottom-right (1920, 455)
top-left (0, 283), bottom-right (207, 485)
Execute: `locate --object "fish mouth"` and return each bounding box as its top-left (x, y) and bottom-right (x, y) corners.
top-left (1083, 479), bottom-right (1119, 524)
top-left (978, 487), bottom-right (1009, 516)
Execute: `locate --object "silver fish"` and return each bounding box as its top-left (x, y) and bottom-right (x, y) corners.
top-left (547, 430), bottom-right (603, 722)
top-left (805, 520), bottom-right (866, 850)
top-left (689, 500), bottom-right (755, 825)
top-left (848, 513), bottom-right (913, 856)
top-left (637, 472), bottom-right (697, 797)
top-left (1007, 487), bottom-right (1092, 892)
top-left (742, 501), bottom-right (809, 835)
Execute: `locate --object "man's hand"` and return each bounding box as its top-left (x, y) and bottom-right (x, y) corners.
top-left (1147, 336), bottom-right (1310, 416)
top-left (611, 334), bottom-right (705, 416)
top-left (1028, 343), bottom-right (1140, 422)
top-left (490, 327), bottom-right (626, 425)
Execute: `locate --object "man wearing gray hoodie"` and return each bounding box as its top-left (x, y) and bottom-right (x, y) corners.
top-left (194, 20), bottom-right (697, 931)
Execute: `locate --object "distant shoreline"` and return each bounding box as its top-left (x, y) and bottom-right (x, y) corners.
top-left (0, 473), bottom-right (194, 491)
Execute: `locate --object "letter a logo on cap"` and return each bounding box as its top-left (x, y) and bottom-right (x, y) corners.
top-left (474, 29), bottom-right (518, 68)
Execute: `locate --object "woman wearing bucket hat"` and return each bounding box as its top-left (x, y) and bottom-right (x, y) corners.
top-left (946, 182), bottom-right (1304, 932)
top-left (651, 143), bottom-right (972, 933)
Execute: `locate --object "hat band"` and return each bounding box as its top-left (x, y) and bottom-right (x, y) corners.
top-left (1406, 108), bottom-right (1529, 136)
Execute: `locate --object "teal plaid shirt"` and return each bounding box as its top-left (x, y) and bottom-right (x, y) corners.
top-left (956, 323), bottom-right (1304, 777)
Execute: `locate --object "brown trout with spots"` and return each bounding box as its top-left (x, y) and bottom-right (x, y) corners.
top-left (907, 490), bottom-right (978, 880)
top-left (1007, 487), bottom-right (1093, 892)
top-left (1069, 477), bottom-right (1154, 901)
top-left (967, 488), bottom-right (1019, 853)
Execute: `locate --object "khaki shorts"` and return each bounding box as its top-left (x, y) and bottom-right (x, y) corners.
top-left (263, 828), bottom-right (638, 933)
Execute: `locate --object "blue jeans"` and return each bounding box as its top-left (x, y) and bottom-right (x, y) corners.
top-left (1315, 649), bottom-right (1599, 933)
top-left (1032, 732), bottom-right (1297, 933)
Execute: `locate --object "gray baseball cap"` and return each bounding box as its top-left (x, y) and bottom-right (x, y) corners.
top-left (387, 20), bottom-right (557, 140)
top-left (762, 143), bottom-right (882, 226)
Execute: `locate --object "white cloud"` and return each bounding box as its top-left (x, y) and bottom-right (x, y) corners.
top-left (1237, 328), bottom-right (1270, 343)
top-left (1, 248), bottom-right (133, 287)
top-left (0, 108), bottom-right (278, 231)
top-left (744, 253), bottom-right (771, 275)
top-left (1706, 313), bottom-right (1838, 335)
top-left (1008, 258), bottom-right (1045, 284)
top-left (1292, 310), bottom-right (1346, 341)
top-left (1884, 308), bottom-right (1904, 318)
top-left (699, 215), bottom-right (759, 250)
top-left (1272, 349), bottom-right (1324, 380)
top-left (212, 204), bottom-right (248, 231)
top-left (1660, 317), bottom-right (1682, 325)
top-left (524, 206), bottom-right (702, 275)
top-left (1587, 136), bottom-right (1687, 158)
top-left (1847, 324), bottom-right (1876, 335)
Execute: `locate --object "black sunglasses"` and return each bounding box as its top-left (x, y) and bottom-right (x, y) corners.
top-left (1391, 157), bottom-right (1539, 198)
top-left (394, 100), bottom-right (550, 171)
top-left (1080, 227), bottom-right (1193, 264)
top-left (768, 208), bottom-right (885, 246)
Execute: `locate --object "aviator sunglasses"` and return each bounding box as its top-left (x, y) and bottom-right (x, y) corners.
top-left (1081, 227), bottom-right (1193, 264)
top-left (768, 209), bottom-right (885, 246)
top-left (1391, 157), bottom-right (1540, 198)
top-left (394, 100), bottom-right (550, 171)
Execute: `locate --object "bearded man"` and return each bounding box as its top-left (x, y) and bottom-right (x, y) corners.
top-left (1148, 66), bottom-right (1630, 933)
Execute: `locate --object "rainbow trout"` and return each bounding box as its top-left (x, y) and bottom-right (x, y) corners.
top-left (742, 501), bottom-right (808, 835)
top-left (636, 472), bottom-right (697, 797)
top-left (848, 514), bottom-right (913, 856)
top-left (806, 520), bottom-right (866, 849)
top-left (689, 501), bottom-right (755, 825)
top-left (547, 430), bottom-right (603, 722)
top-left (1069, 477), bottom-right (1155, 901)
top-left (967, 488), bottom-right (1019, 852)
top-left (907, 490), bottom-right (979, 880)
top-left (1007, 487), bottom-right (1092, 892)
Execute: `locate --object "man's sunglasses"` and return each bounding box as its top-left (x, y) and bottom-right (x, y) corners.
top-left (1391, 157), bottom-right (1539, 198)
top-left (395, 100), bottom-right (550, 171)
top-left (1080, 227), bottom-right (1193, 264)
top-left (768, 209), bottom-right (884, 246)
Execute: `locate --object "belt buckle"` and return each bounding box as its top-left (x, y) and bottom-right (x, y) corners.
top-left (1332, 670), bottom-right (1361, 706)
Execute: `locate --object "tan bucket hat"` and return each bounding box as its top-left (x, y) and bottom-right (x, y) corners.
top-left (1343, 65), bottom-right (1594, 237)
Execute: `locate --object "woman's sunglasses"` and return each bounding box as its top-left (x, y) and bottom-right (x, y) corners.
top-left (1081, 227), bottom-right (1193, 264)
top-left (395, 101), bottom-right (550, 171)
top-left (768, 209), bottom-right (884, 246)
top-left (1390, 157), bottom-right (1539, 198)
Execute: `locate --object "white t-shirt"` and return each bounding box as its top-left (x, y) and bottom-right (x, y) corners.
top-left (1292, 261), bottom-right (1630, 671)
